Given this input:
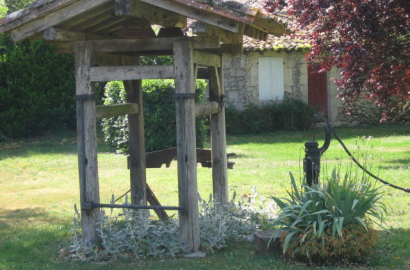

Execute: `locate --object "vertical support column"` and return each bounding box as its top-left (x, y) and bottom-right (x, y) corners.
top-left (123, 78), bottom-right (147, 207)
top-left (173, 40), bottom-right (200, 252)
top-left (210, 63), bottom-right (229, 206)
top-left (74, 41), bottom-right (100, 244)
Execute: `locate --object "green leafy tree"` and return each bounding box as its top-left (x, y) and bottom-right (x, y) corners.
top-left (4, 0), bottom-right (31, 13)
top-left (0, 0), bottom-right (8, 17)
top-left (265, 0), bottom-right (410, 122)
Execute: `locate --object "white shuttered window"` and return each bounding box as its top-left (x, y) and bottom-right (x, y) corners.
top-left (258, 57), bottom-right (284, 100)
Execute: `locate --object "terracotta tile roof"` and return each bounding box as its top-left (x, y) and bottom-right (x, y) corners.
top-left (242, 12), bottom-right (311, 52)
top-left (243, 33), bottom-right (312, 52)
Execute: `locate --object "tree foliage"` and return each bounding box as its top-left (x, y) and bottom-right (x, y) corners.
top-left (0, 0), bottom-right (8, 17)
top-left (0, 36), bottom-right (76, 138)
top-left (265, 0), bottom-right (410, 121)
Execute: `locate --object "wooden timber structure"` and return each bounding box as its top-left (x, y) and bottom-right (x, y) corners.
top-left (0, 0), bottom-right (289, 253)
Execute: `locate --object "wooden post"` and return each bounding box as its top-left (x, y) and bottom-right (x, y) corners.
top-left (173, 40), bottom-right (200, 252)
top-left (209, 64), bottom-right (229, 206)
top-left (123, 78), bottom-right (147, 207)
top-left (74, 41), bottom-right (100, 244)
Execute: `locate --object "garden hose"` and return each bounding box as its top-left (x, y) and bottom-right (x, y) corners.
top-left (317, 116), bottom-right (410, 193)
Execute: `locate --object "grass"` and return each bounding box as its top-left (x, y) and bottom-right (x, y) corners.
top-left (0, 124), bottom-right (410, 269)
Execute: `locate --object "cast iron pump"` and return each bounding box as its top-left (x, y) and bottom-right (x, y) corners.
top-left (304, 124), bottom-right (332, 186)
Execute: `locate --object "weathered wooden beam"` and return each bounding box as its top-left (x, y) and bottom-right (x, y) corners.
top-left (210, 61), bottom-right (229, 206)
top-left (253, 15), bottom-right (291, 36)
top-left (44, 27), bottom-right (108, 41)
top-left (173, 40), bottom-right (200, 252)
top-left (140, 0), bottom-right (239, 33)
top-left (192, 22), bottom-right (243, 44)
top-left (202, 44), bottom-right (243, 54)
top-left (243, 24), bottom-right (269, 41)
top-left (6, 0), bottom-right (111, 42)
top-left (92, 36), bottom-right (220, 52)
top-left (195, 102), bottom-right (219, 118)
top-left (208, 67), bottom-right (221, 98)
top-left (115, 0), bottom-right (186, 28)
top-left (90, 65), bottom-right (174, 82)
top-left (123, 78), bottom-right (147, 210)
top-left (193, 51), bottom-right (221, 67)
top-left (49, 36), bottom-right (221, 54)
top-left (74, 41), bottom-right (100, 244)
top-left (95, 103), bottom-right (139, 119)
top-left (93, 53), bottom-right (138, 66)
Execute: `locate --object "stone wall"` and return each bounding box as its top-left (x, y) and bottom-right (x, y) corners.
top-left (222, 51), bottom-right (388, 125)
top-left (222, 51), bottom-right (309, 111)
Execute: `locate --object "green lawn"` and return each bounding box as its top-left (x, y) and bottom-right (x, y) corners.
top-left (0, 124), bottom-right (409, 269)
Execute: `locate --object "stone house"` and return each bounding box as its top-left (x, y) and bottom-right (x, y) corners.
top-left (222, 34), bottom-right (385, 125)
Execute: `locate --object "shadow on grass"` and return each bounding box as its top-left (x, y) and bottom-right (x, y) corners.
top-left (0, 139), bottom-right (110, 161)
top-left (227, 124), bottom-right (410, 146)
top-left (380, 154), bottom-right (410, 169)
top-left (0, 208), bottom-right (72, 268)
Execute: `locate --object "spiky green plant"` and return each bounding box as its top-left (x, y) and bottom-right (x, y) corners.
top-left (270, 170), bottom-right (387, 265)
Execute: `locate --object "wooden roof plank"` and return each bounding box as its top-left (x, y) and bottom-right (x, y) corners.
top-left (139, 0), bottom-right (240, 33)
top-left (43, 27), bottom-right (107, 41)
top-left (58, 2), bottom-right (113, 30)
top-left (8, 0), bottom-right (111, 42)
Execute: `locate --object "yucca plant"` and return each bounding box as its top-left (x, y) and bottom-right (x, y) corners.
top-left (270, 170), bottom-right (386, 265)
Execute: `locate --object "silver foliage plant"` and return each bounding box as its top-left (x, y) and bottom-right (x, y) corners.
top-left (70, 187), bottom-right (277, 261)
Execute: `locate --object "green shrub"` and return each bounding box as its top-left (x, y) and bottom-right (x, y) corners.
top-left (270, 170), bottom-right (386, 265)
top-left (70, 190), bottom-right (276, 261)
top-left (225, 98), bottom-right (317, 135)
top-left (102, 79), bottom-right (207, 153)
top-left (0, 35), bottom-right (75, 138)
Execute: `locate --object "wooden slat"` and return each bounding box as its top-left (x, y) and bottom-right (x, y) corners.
top-left (134, 1), bottom-right (186, 28)
top-left (0, 0), bottom-right (82, 32)
top-left (192, 22), bottom-right (243, 44)
top-left (90, 65), bottom-right (174, 82)
top-left (146, 185), bottom-right (169, 220)
top-left (59, 2), bottom-right (113, 29)
top-left (8, 0), bottom-right (111, 42)
top-left (195, 102), bottom-right (219, 118)
top-left (193, 51), bottom-right (221, 67)
top-left (204, 44), bottom-right (243, 54)
top-left (95, 103), bottom-right (139, 119)
top-left (44, 27), bottom-right (106, 41)
top-left (139, 0), bottom-right (239, 33)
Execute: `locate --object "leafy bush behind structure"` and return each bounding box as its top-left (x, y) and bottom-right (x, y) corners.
top-left (225, 98), bottom-right (317, 135)
top-left (102, 79), bottom-right (208, 153)
top-left (271, 170), bottom-right (386, 265)
top-left (0, 35), bottom-right (76, 138)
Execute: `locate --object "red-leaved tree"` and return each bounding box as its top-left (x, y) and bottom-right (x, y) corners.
top-left (265, 0), bottom-right (410, 122)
